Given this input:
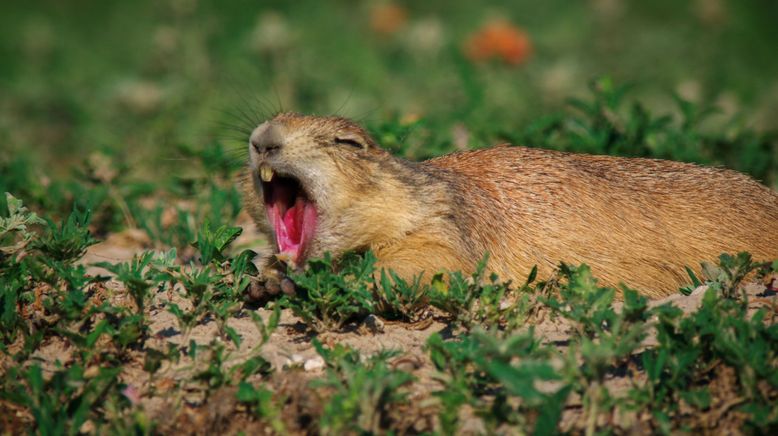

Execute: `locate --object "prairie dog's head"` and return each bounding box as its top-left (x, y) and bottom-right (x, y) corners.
top-left (245, 112), bottom-right (396, 266)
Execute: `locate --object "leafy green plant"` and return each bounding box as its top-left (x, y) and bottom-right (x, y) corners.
top-left (542, 264), bottom-right (651, 435)
top-left (236, 381), bottom-right (286, 433)
top-left (312, 340), bottom-right (415, 435)
top-left (0, 194), bottom-right (45, 345)
top-left (1, 363), bottom-right (124, 435)
top-left (699, 252), bottom-right (764, 300)
top-left (210, 255), bottom-right (257, 346)
top-left (193, 339), bottom-right (230, 391)
top-left (94, 250), bottom-right (176, 348)
top-left (428, 255), bottom-right (536, 332)
top-left (167, 263), bottom-right (221, 339)
top-left (0, 193), bottom-right (45, 255)
top-left (249, 304), bottom-right (281, 347)
top-left (631, 288), bottom-right (778, 433)
top-left (427, 328), bottom-right (569, 435)
top-left (193, 221), bottom-right (242, 265)
top-left (681, 252), bottom-right (771, 299)
top-left (542, 263), bottom-right (650, 339)
top-left (167, 222), bottom-right (256, 345)
top-left (510, 78), bottom-right (777, 184)
top-left (284, 252), bottom-right (376, 332)
top-left (373, 268), bottom-right (429, 322)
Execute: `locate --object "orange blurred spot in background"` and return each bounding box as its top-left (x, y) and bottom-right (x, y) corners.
top-left (370, 3), bottom-right (408, 35)
top-left (464, 20), bottom-right (532, 65)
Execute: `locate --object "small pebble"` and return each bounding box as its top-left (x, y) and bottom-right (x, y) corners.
top-left (303, 357), bottom-right (325, 371)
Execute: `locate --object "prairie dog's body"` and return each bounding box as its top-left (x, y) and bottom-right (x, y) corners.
top-left (241, 113), bottom-right (778, 298)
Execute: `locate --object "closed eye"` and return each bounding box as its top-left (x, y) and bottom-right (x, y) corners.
top-left (334, 137), bottom-right (364, 149)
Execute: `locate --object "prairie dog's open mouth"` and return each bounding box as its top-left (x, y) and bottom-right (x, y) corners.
top-left (259, 164), bottom-right (317, 266)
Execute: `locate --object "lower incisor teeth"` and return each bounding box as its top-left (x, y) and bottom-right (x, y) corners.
top-left (259, 163), bottom-right (273, 182)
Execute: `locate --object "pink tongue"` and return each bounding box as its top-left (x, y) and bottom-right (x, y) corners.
top-left (282, 198), bottom-right (304, 243)
top-left (272, 197), bottom-right (317, 264)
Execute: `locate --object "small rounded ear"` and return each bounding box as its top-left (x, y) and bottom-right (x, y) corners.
top-left (334, 132), bottom-right (371, 151)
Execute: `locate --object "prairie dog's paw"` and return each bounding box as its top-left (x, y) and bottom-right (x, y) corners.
top-left (247, 268), bottom-right (282, 302)
top-left (246, 251), bottom-right (297, 303)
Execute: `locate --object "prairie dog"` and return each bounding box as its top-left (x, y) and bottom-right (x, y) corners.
top-left (240, 113), bottom-right (778, 298)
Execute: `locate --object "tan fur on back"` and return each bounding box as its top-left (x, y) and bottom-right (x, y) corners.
top-left (241, 114), bottom-right (778, 299)
top-left (417, 146), bottom-right (778, 298)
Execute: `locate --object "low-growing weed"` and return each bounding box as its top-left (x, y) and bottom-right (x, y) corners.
top-left (193, 308), bottom-right (278, 398)
top-left (95, 250), bottom-right (176, 347)
top-left (373, 268), bottom-right (429, 322)
top-left (192, 221), bottom-right (242, 265)
top-left (34, 207), bottom-right (97, 263)
top-left (249, 304), bottom-right (281, 347)
top-left (543, 263), bottom-right (650, 341)
top-left (1, 194), bottom-right (45, 345)
top-left (699, 252), bottom-right (764, 300)
top-left (0, 193), bottom-right (45, 255)
top-left (542, 263), bottom-right (651, 434)
top-left (428, 255), bottom-right (538, 333)
top-left (167, 264), bottom-right (221, 340)
top-left (312, 340), bottom-right (415, 435)
top-left (236, 381), bottom-right (286, 433)
top-left (286, 250), bottom-right (439, 329)
top-left (193, 339), bottom-right (230, 391)
top-left (631, 287), bottom-right (778, 432)
top-left (427, 328), bottom-right (568, 435)
top-left (167, 222), bottom-right (256, 345)
top-left (284, 252), bottom-right (376, 332)
top-left (1, 363), bottom-right (125, 435)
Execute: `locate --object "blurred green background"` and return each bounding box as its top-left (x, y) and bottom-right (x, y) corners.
top-left (1, 0), bottom-right (777, 192)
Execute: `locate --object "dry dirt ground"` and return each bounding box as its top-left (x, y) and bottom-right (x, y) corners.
top-left (4, 226), bottom-right (777, 435)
